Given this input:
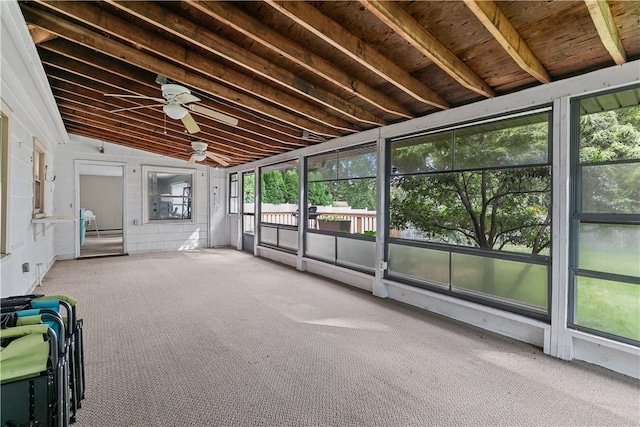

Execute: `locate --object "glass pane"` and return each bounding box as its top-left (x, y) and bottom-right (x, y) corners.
top-left (390, 168), bottom-right (551, 254)
top-left (451, 253), bottom-right (548, 310)
top-left (243, 173), bottom-right (255, 214)
top-left (279, 228), bottom-right (298, 251)
top-left (581, 163), bottom-right (640, 214)
top-left (579, 103), bottom-right (640, 163)
top-left (338, 144), bottom-right (377, 179)
top-left (260, 225), bottom-right (277, 246)
top-left (575, 276), bottom-right (640, 342)
top-left (260, 163), bottom-right (299, 225)
top-left (243, 214), bottom-right (254, 235)
top-left (147, 172), bottom-right (192, 220)
top-left (454, 112), bottom-right (549, 169)
top-left (305, 232), bottom-right (335, 262)
top-left (229, 198), bottom-right (237, 214)
top-left (578, 223), bottom-right (640, 277)
top-left (391, 132), bottom-right (452, 174)
top-left (388, 243), bottom-right (450, 287)
top-left (336, 237), bottom-right (375, 271)
top-left (308, 152), bottom-right (338, 181)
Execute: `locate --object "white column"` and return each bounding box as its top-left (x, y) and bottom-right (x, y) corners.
top-left (549, 95), bottom-right (573, 360)
top-left (297, 155), bottom-right (306, 271)
top-left (373, 132), bottom-right (388, 298)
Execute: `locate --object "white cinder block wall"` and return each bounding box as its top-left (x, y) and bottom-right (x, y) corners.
top-left (54, 137), bottom-right (227, 258)
top-left (0, 0), bottom-right (68, 297)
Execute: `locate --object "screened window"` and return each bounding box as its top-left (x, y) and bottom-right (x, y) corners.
top-left (229, 173), bottom-right (238, 214)
top-left (388, 109), bottom-right (552, 318)
top-left (142, 166), bottom-right (195, 223)
top-left (570, 86), bottom-right (640, 344)
top-left (33, 138), bottom-right (45, 217)
top-left (258, 160), bottom-right (299, 252)
top-left (242, 171), bottom-right (255, 235)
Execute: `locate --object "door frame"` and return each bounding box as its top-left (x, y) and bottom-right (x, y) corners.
top-left (74, 160), bottom-right (127, 258)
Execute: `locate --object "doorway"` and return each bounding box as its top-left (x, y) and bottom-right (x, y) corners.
top-left (76, 161), bottom-right (126, 258)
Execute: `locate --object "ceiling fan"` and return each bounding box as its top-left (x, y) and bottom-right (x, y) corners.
top-left (187, 141), bottom-right (230, 166)
top-left (105, 83), bottom-right (239, 134)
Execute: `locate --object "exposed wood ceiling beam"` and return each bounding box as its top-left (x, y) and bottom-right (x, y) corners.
top-left (21, 4), bottom-right (343, 137)
top-left (39, 38), bottom-right (304, 142)
top-left (40, 52), bottom-right (308, 151)
top-left (264, 0), bottom-right (450, 110)
top-left (359, 0), bottom-right (495, 98)
top-left (51, 89), bottom-right (263, 159)
top-left (184, 0), bottom-right (414, 119)
top-left (106, 0), bottom-right (384, 127)
top-left (584, 0), bottom-right (627, 65)
top-left (463, 0), bottom-right (551, 84)
top-left (27, 23), bottom-right (56, 44)
top-left (44, 67), bottom-right (289, 154)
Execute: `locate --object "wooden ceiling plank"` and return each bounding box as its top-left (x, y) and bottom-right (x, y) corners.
top-left (359, 1), bottom-right (494, 98)
top-left (185, 0), bottom-right (413, 119)
top-left (463, 0), bottom-right (551, 84)
top-left (60, 109), bottom-right (284, 159)
top-left (27, 23), bottom-right (57, 44)
top-left (21, 3), bottom-right (342, 137)
top-left (65, 124), bottom-right (247, 166)
top-left (584, 0), bottom-right (627, 65)
top-left (107, 0), bottom-right (385, 127)
top-left (41, 38), bottom-right (303, 141)
top-left (32, 1), bottom-right (358, 134)
top-left (264, 0), bottom-right (450, 110)
top-left (46, 70), bottom-right (288, 154)
top-left (52, 87), bottom-right (277, 157)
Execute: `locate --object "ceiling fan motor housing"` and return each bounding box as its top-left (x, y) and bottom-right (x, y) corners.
top-left (191, 141), bottom-right (208, 152)
top-left (161, 83), bottom-right (190, 101)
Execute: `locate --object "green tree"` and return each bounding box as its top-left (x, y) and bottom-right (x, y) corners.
top-left (390, 118), bottom-right (551, 254)
top-left (307, 172), bottom-right (333, 206)
top-left (243, 174), bottom-right (254, 203)
top-left (261, 170), bottom-right (286, 204)
top-left (283, 169), bottom-right (299, 204)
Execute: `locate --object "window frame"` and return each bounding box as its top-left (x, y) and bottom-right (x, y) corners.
top-left (568, 85), bottom-right (640, 346)
top-left (385, 107), bottom-right (554, 321)
top-left (142, 165), bottom-right (196, 224)
top-left (228, 172), bottom-right (238, 214)
top-left (1, 98), bottom-right (11, 256)
top-left (32, 137), bottom-right (45, 218)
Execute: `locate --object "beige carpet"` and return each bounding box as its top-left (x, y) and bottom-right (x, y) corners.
top-left (40, 249), bottom-right (639, 426)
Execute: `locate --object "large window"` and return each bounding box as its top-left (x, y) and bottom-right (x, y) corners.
top-left (570, 87), bottom-right (640, 344)
top-left (242, 171), bottom-right (255, 235)
top-left (1, 100), bottom-right (10, 255)
top-left (388, 109), bottom-right (552, 317)
top-left (142, 166), bottom-right (195, 223)
top-left (305, 143), bottom-right (377, 272)
top-left (33, 138), bottom-right (45, 217)
top-left (259, 159), bottom-right (299, 252)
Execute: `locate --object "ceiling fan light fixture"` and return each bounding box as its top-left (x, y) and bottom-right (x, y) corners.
top-left (192, 153), bottom-right (206, 162)
top-left (163, 104), bottom-right (187, 120)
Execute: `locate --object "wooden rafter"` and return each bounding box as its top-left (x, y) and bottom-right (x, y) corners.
top-left (21, 3), bottom-right (343, 137)
top-left (359, 0), bottom-right (495, 98)
top-left (106, 0), bottom-right (384, 127)
top-left (264, 0), bottom-right (450, 110)
top-left (39, 38), bottom-right (303, 142)
top-left (27, 23), bottom-right (56, 44)
top-left (185, 0), bottom-right (414, 119)
top-left (584, 0), bottom-right (627, 65)
top-left (463, 0), bottom-right (551, 84)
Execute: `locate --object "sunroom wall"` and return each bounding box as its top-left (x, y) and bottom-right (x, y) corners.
top-left (226, 60), bottom-right (640, 379)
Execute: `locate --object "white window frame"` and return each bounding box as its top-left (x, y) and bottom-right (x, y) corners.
top-left (142, 165), bottom-right (196, 224)
top-left (1, 98), bottom-right (11, 255)
top-left (33, 137), bottom-right (45, 218)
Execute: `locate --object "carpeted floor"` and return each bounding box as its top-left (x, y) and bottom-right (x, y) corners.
top-left (41, 249), bottom-right (639, 426)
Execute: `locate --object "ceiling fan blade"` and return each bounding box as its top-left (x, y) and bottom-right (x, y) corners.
top-left (188, 154), bottom-right (197, 164)
top-left (105, 94), bottom-right (166, 103)
top-left (110, 103), bottom-right (164, 113)
top-left (181, 112), bottom-right (201, 134)
top-left (205, 151), bottom-right (230, 167)
top-left (176, 93), bottom-right (200, 104)
top-left (188, 104), bottom-right (239, 126)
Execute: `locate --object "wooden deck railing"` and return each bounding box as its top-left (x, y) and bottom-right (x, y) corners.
top-left (261, 211), bottom-right (377, 233)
